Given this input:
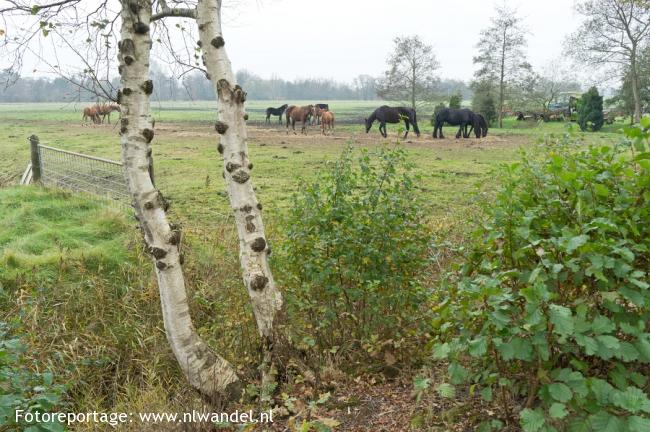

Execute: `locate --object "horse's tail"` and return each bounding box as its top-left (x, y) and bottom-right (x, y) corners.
top-left (411, 109), bottom-right (420, 136)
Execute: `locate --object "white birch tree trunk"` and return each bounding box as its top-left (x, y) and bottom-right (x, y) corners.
top-left (195, 0), bottom-right (284, 384)
top-left (118, 0), bottom-right (240, 400)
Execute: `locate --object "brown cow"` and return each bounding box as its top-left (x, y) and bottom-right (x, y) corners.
top-left (320, 111), bottom-right (334, 135)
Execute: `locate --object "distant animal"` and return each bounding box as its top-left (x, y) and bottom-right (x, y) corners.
top-left (465, 113), bottom-right (488, 138)
top-left (98, 103), bottom-right (120, 124)
top-left (311, 105), bottom-right (329, 125)
top-left (265, 104), bottom-right (288, 124)
top-left (320, 110), bottom-right (335, 135)
top-left (311, 104), bottom-right (329, 125)
top-left (433, 108), bottom-right (480, 139)
top-left (82, 106), bottom-right (101, 125)
top-left (364, 105), bottom-right (420, 139)
top-left (286, 105), bottom-right (314, 134)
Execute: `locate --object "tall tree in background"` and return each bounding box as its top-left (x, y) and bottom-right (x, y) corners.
top-left (376, 35), bottom-right (439, 109)
top-left (567, 0), bottom-right (650, 123)
top-left (473, 4), bottom-right (530, 128)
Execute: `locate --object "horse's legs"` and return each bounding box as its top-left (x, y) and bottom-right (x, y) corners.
top-left (379, 121), bottom-right (387, 138)
top-left (403, 119), bottom-right (410, 139)
top-left (456, 124), bottom-right (464, 139)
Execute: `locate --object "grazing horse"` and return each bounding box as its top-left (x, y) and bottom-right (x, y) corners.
top-left (433, 108), bottom-right (481, 139)
top-left (320, 111), bottom-right (335, 135)
top-left (465, 113), bottom-right (489, 138)
top-left (265, 104), bottom-right (288, 124)
top-left (98, 103), bottom-right (120, 124)
top-left (364, 105), bottom-right (420, 139)
top-left (82, 106), bottom-right (101, 125)
top-left (311, 105), bottom-right (328, 125)
top-left (286, 105), bottom-right (314, 134)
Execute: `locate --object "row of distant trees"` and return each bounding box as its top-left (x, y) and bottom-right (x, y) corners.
top-left (376, 1), bottom-right (650, 127)
top-left (0, 66), bottom-right (471, 103)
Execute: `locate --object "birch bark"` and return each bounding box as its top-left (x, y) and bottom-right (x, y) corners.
top-left (118, 0), bottom-right (240, 400)
top-left (196, 0), bottom-right (283, 384)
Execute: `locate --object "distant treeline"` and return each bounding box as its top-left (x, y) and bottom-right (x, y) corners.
top-left (0, 69), bottom-right (472, 103)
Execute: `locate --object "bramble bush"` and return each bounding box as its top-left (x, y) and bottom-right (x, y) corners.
top-left (431, 124), bottom-right (650, 431)
top-left (0, 322), bottom-right (67, 431)
top-left (277, 144), bottom-right (431, 360)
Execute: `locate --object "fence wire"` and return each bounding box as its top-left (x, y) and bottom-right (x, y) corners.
top-left (38, 144), bottom-right (130, 208)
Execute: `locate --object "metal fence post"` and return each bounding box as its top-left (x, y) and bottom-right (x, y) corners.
top-left (29, 134), bottom-right (42, 183)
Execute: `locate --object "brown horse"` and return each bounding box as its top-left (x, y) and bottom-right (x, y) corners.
top-left (82, 106), bottom-right (101, 125)
top-left (321, 111), bottom-right (334, 135)
top-left (286, 105), bottom-right (313, 134)
top-left (311, 105), bottom-right (328, 125)
top-left (98, 103), bottom-right (120, 124)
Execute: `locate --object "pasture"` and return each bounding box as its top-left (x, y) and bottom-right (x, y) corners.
top-left (0, 101), bottom-right (633, 431)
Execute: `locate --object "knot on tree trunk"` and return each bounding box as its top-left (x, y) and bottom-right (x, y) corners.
top-left (119, 39), bottom-right (135, 56)
top-left (226, 162), bottom-right (241, 172)
top-left (215, 121), bottom-right (229, 134)
top-left (149, 246), bottom-right (167, 259)
top-left (250, 274), bottom-right (269, 291)
top-left (211, 36), bottom-right (225, 48)
top-left (124, 56), bottom-right (135, 66)
top-left (133, 22), bottom-right (150, 34)
top-left (231, 170), bottom-right (250, 184)
top-left (169, 230), bottom-right (181, 246)
top-left (217, 143), bottom-right (224, 154)
top-left (142, 128), bottom-right (154, 143)
top-left (122, 87), bottom-right (133, 96)
top-left (140, 80), bottom-right (154, 95)
top-left (250, 237), bottom-right (266, 252)
top-left (244, 215), bottom-right (255, 233)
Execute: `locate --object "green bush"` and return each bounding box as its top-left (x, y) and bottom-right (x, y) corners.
top-left (449, 93), bottom-right (462, 109)
top-left (278, 145), bottom-right (431, 358)
top-left (472, 89), bottom-right (497, 125)
top-left (432, 103), bottom-right (447, 126)
top-left (431, 125), bottom-right (650, 431)
top-left (578, 87), bottom-right (604, 132)
top-left (0, 322), bottom-right (67, 431)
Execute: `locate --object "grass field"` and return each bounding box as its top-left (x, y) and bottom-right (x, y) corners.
top-left (0, 101), bottom-right (636, 430)
top-left (0, 100), bottom-right (625, 229)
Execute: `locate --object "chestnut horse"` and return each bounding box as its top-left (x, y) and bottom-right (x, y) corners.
top-left (286, 105), bottom-right (313, 134)
top-left (321, 111), bottom-right (334, 135)
top-left (82, 106), bottom-right (101, 125)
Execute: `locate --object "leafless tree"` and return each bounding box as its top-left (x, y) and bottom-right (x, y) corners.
top-left (566, 0), bottom-right (650, 123)
top-left (473, 3), bottom-right (530, 128)
top-left (376, 35), bottom-right (439, 110)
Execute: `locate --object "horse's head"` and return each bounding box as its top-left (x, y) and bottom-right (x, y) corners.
top-left (364, 117), bottom-right (371, 133)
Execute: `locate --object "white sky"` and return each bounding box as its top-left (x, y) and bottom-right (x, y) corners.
top-left (5, 0), bottom-right (606, 86)
top-left (221, 0), bottom-right (583, 83)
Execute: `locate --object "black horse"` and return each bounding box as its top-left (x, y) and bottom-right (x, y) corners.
top-left (465, 113), bottom-right (489, 138)
top-left (364, 105), bottom-right (421, 138)
top-left (433, 108), bottom-right (482, 139)
top-left (265, 104), bottom-right (288, 124)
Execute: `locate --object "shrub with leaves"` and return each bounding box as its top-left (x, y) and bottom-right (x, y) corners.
top-left (277, 145), bottom-right (431, 359)
top-left (577, 86), bottom-right (604, 132)
top-left (449, 93), bottom-right (462, 109)
top-left (0, 322), bottom-right (67, 431)
top-left (431, 125), bottom-right (650, 431)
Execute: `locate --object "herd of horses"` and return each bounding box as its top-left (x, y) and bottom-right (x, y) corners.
top-left (265, 103), bottom-right (488, 139)
top-left (265, 103), bottom-right (335, 135)
top-left (82, 103), bottom-right (120, 125)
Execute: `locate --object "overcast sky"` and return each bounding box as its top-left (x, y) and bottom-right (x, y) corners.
top-left (220, 0), bottom-right (584, 83)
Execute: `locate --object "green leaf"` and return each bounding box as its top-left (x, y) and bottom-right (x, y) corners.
top-left (588, 411), bottom-right (624, 432)
top-left (448, 362), bottom-right (468, 385)
top-left (549, 402), bottom-right (568, 419)
top-left (432, 342), bottom-right (450, 360)
top-left (436, 383), bottom-right (455, 398)
top-left (549, 304), bottom-right (574, 337)
top-left (611, 386), bottom-right (650, 414)
top-left (480, 386), bottom-right (493, 402)
top-left (468, 337), bottom-right (488, 357)
top-left (497, 337), bottom-right (533, 361)
top-left (591, 315), bottom-right (615, 335)
top-left (566, 235), bottom-right (589, 253)
top-left (548, 382), bottom-right (573, 403)
top-left (628, 416), bottom-right (650, 432)
top-left (520, 408), bottom-right (546, 432)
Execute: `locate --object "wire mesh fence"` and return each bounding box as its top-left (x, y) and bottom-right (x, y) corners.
top-left (37, 144), bottom-right (130, 208)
